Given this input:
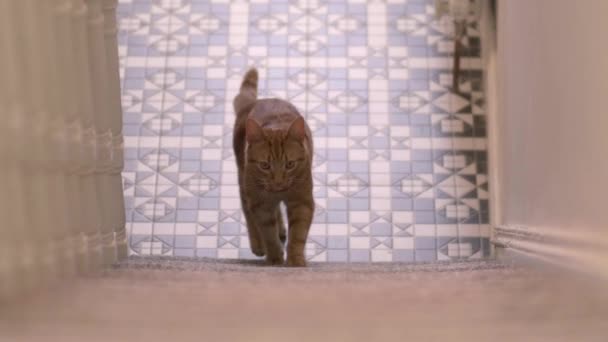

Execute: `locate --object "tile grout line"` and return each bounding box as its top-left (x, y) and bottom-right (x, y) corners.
top-left (150, 3), bottom-right (174, 256)
top-left (118, 1), bottom-right (135, 254)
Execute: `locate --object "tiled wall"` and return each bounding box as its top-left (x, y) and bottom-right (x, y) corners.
top-left (118, 0), bottom-right (491, 262)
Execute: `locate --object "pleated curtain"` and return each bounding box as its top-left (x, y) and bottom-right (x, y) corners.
top-left (0, 0), bottom-right (127, 301)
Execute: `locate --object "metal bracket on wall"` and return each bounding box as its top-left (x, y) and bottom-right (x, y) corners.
top-left (434, 0), bottom-right (482, 94)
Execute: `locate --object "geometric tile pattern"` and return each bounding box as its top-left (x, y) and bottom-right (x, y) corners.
top-left (119, 0), bottom-right (491, 262)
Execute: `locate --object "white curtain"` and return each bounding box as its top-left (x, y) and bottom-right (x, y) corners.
top-left (0, 0), bottom-right (127, 301)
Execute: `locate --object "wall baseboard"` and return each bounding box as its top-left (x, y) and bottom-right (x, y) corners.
top-left (493, 225), bottom-right (608, 281)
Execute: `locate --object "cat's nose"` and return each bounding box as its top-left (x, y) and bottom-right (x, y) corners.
top-left (274, 177), bottom-right (287, 187)
top-left (272, 183), bottom-right (289, 192)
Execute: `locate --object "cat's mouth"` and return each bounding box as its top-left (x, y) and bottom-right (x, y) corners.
top-left (266, 185), bottom-right (289, 192)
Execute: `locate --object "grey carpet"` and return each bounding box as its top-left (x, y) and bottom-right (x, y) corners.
top-left (1, 258), bottom-right (606, 342)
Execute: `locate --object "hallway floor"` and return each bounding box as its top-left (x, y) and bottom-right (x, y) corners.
top-left (118, 0), bottom-right (491, 262)
top-left (2, 259), bottom-right (607, 341)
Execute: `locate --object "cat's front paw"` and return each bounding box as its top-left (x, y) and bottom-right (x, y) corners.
top-left (265, 253), bottom-right (285, 266)
top-left (251, 245), bottom-right (265, 257)
top-left (286, 254), bottom-right (306, 267)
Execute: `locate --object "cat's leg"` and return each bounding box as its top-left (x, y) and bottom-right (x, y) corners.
top-left (276, 206), bottom-right (286, 244)
top-left (285, 198), bottom-right (314, 267)
top-left (240, 194), bottom-right (265, 257)
top-left (249, 201), bottom-right (284, 265)
top-left (238, 170), bottom-right (264, 257)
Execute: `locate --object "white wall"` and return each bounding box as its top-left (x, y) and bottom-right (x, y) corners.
top-left (493, 0), bottom-right (608, 272)
top-left (496, 0), bottom-right (608, 232)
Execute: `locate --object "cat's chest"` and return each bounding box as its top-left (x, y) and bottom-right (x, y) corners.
top-left (254, 189), bottom-right (298, 203)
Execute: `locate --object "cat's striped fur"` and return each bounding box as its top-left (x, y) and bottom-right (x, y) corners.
top-left (232, 68), bottom-right (314, 267)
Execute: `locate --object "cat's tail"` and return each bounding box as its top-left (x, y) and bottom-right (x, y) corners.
top-left (233, 67), bottom-right (258, 116)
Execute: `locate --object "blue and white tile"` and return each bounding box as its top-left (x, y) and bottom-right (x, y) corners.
top-left (119, 0), bottom-right (490, 262)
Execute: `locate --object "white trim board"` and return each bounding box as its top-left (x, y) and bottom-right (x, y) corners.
top-left (493, 225), bottom-right (608, 281)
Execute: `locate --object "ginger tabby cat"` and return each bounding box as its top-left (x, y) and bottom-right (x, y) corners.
top-left (232, 68), bottom-right (314, 267)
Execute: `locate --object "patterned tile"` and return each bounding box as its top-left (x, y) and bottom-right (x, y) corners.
top-left (120, 0), bottom-right (491, 262)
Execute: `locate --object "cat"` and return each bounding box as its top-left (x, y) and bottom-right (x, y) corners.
top-left (232, 68), bottom-right (314, 267)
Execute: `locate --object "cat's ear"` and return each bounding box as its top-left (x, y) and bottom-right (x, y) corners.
top-left (287, 117), bottom-right (306, 141)
top-left (246, 118), bottom-right (264, 144)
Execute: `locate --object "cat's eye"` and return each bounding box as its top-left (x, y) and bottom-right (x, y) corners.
top-left (286, 160), bottom-right (296, 169)
top-left (259, 161), bottom-right (271, 170)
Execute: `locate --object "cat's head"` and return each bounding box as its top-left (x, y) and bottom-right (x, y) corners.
top-left (245, 117), bottom-right (310, 192)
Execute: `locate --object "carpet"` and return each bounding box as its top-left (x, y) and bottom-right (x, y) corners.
top-left (1, 257), bottom-right (606, 341)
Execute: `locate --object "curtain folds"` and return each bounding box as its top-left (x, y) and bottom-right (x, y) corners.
top-left (0, 0), bottom-right (127, 301)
